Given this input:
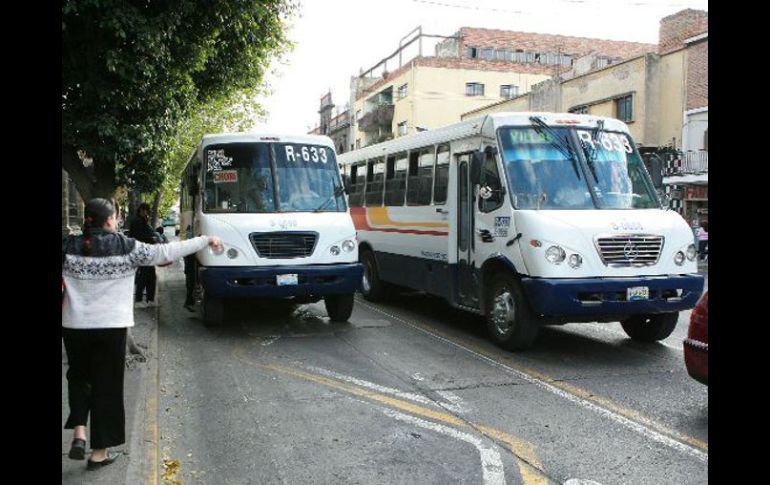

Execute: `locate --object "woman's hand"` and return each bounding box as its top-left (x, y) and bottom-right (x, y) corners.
top-left (207, 236), bottom-right (224, 253)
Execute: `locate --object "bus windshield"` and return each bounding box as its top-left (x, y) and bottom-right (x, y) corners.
top-left (498, 126), bottom-right (659, 210)
top-left (499, 127), bottom-right (593, 209)
top-left (203, 142), bottom-right (346, 213)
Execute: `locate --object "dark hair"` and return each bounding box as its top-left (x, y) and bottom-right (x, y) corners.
top-left (82, 198), bottom-right (116, 255)
top-left (137, 202), bottom-right (151, 213)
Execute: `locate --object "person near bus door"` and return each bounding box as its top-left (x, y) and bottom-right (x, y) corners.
top-left (130, 203), bottom-right (159, 307)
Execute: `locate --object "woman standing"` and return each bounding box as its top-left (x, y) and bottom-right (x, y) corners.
top-left (61, 198), bottom-right (223, 469)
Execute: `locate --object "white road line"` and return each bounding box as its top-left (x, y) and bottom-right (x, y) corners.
top-left (357, 300), bottom-right (708, 463)
top-left (436, 390), bottom-right (470, 413)
top-left (306, 365), bottom-right (467, 413)
top-left (383, 408), bottom-right (506, 485)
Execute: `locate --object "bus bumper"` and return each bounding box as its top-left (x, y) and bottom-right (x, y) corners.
top-left (521, 274), bottom-right (705, 317)
top-left (200, 263), bottom-right (363, 299)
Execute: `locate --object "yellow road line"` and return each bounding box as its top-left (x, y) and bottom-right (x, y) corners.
top-left (233, 349), bottom-right (548, 484)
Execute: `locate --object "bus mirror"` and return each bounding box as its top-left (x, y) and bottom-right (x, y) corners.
top-left (470, 151), bottom-right (483, 184)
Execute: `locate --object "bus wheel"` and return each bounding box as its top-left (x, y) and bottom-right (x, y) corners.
top-left (485, 274), bottom-right (538, 351)
top-left (203, 293), bottom-right (224, 327)
top-left (325, 294), bottom-right (354, 322)
top-left (620, 312), bottom-right (678, 341)
top-left (360, 250), bottom-right (387, 302)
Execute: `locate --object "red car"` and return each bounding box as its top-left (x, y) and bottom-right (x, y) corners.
top-left (684, 291), bottom-right (708, 385)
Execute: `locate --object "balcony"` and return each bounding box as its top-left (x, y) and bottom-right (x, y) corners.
top-left (328, 111), bottom-right (351, 134)
top-left (662, 150), bottom-right (708, 186)
top-left (358, 103), bottom-right (394, 133)
top-left (681, 151), bottom-right (708, 174)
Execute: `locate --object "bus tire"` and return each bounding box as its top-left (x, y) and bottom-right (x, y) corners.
top-left (620, 312), bottom-right (678, 341)
top-left (360, 250), bottom-right (387, 302)
top-left (325, 294), bottom-right (354, 322)
top-left (485, 274), bottom-right (538, 351)
top-left (203, 294), bottom-right (224, 327)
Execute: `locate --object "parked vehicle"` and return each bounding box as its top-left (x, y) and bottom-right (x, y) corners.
top-left (684, 291), bottom-right (708, 384)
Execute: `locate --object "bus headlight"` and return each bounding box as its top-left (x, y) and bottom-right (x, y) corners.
top-left (674, 251), bottom-right (685, 265)
top-left (545, 246), bottom-right (566, 264)
top-left (227, 248), bottom-right (239, 259)
top-left (568, 254), bottom-right (583, 269)
top-left (686, 244), bottom-right (697, 261)
top-left (342, 239), bottom-right (356, 252)
top-left (329, 245), bottom-right (341, 256)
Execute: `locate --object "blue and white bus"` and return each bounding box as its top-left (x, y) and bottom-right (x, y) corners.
top-left (180, 133), bottom-right (362, 325)
top-left (338, 112), bottom-right (704, 350)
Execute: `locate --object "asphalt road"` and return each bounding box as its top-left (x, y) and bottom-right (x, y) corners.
top-left (155, 266), bottom-right (707, 485)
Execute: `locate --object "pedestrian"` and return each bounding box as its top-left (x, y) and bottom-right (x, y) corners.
top-left (696, 221), bottom-right (708, 261)
top-left (62, 198), bottom-right (223, 469)
top-left (130, 203), bottom-right (159, 307)
top-left (155, 225), bottom-right (169, 244)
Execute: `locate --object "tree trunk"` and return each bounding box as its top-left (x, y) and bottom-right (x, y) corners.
top-left (61, 146), bottom-right (117, 202)
top-left (151, 188), bottom-right (164, 228)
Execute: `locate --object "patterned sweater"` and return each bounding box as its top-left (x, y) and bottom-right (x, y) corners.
top-left (62, 230), bottom-right (210, 329)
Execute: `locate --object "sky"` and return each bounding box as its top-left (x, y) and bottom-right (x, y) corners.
top-left (250, 0), bottom-right (708, 134)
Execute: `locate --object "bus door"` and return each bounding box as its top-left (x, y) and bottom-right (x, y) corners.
top-left (456, 153), bottom-right (479, 307)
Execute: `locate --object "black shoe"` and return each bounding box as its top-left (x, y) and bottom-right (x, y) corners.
top-left (184, 303), bottom-right (195, 312)
top-left (68, 438), bottom-right (86, 460)
top-left (86, 452), bottom-right (120, 470)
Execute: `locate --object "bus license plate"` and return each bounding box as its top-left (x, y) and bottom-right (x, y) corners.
top-left (627, 286), bottom-right (649, 301)
top-left (277, 274), bottom-right (298, 286)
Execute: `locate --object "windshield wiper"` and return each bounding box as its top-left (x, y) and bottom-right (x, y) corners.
top-left (313, 185), bottom-right (345, 212)
top-left (529, 116), bottom-right (580, 179)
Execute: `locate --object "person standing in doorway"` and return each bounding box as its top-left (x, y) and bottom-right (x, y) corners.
top-left (130, 203), bottom-right (159, 307)
top-left (183, 224), bottom-right (196, 312)
top-left (62, 198), bottom-right (223, 469)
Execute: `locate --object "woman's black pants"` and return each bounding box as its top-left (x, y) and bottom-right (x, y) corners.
top-left (62, 327), bottom-right (127, 449)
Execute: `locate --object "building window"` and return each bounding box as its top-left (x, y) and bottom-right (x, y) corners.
top-left (500, 85), bottom-right (519, 98)
top-left (479, 48), bottom-right (494, 60)
top-left (467, 47), bottom-right (478, 59)
top-left (398, 121), bottom-right (408, 136)
top-left (355, 139), bottom-right (361, 150)
top-left (465, 82), bottom-right (485, 96)
top-left (615, 95), bottom-right (633, 122)
top-left (569, 106), bottom-right (589, 114)
top-left (397, 83), bottom-right (408, 100)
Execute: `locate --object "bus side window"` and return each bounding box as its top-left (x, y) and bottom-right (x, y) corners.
top-left (434, 144), bottom-right (450, 204)
top-left (407, 147), bottom-right (433, 206)
top-left (385, 152), bottom-right (407, 206)
top-left (365, 158), bottom-right (384, 207)
top-left (348, 163), bottom-right (365, 207)
top-left (479, 148), bottom-right (503, 212)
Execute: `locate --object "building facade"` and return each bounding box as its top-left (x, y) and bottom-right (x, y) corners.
top-left (350, 27), bottom-right (654, 149)
top-left (309, 92), bottom-right (352, 154)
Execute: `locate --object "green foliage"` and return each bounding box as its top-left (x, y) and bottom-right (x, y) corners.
top-left (62, 0), bottom-right (298, 199)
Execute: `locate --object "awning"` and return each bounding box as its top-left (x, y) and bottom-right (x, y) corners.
top-left (663, 173), bottom-right (708, 185)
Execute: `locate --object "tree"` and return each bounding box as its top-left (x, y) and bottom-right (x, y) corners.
top-left (62, 0), bottom-right (298, 201)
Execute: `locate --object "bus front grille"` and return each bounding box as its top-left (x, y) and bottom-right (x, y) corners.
top-left (595, 234), bottom-right (664, 266)
top-left (249, 232), bottom-right (318, 259)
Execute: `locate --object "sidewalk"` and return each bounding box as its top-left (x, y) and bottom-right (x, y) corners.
top-left (62, 299), bottom-right (160, 484)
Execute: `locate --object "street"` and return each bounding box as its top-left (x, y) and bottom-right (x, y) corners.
top-left (153, 264), bottom-right (707, 485)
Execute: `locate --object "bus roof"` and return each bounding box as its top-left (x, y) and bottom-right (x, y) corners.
top-left (200, 132), bottom-right (335, 149)
top-left (338, 112), bottom-right (630, 165)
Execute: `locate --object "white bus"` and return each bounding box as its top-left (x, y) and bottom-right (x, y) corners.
top-left (338, 112), bottom-right (704, 350)
top-left (180, 133), bottom-right (362, 326)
